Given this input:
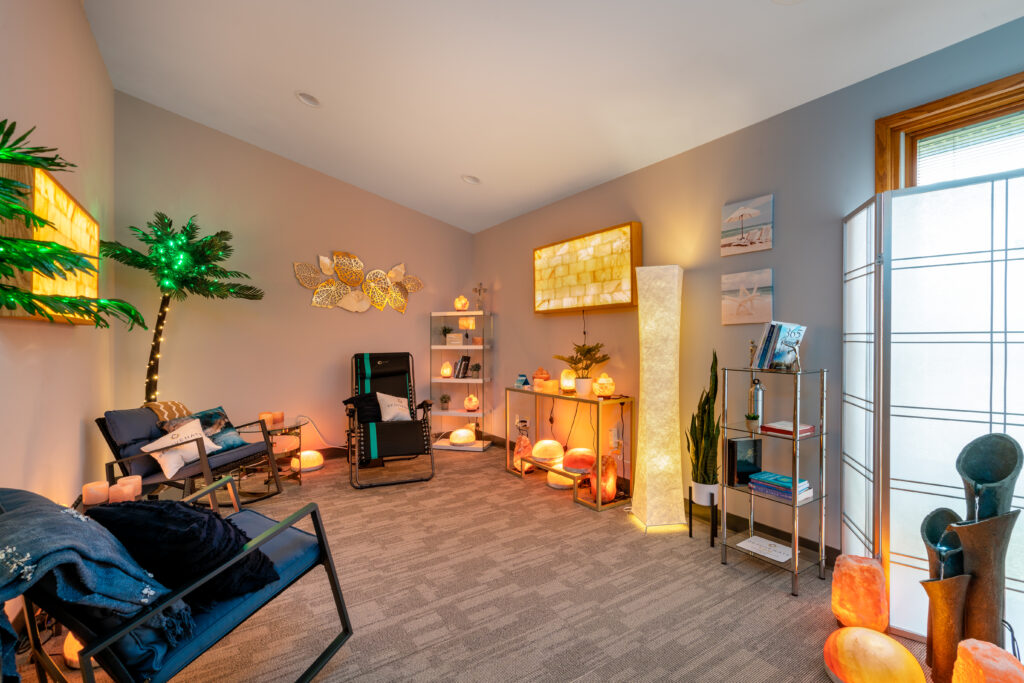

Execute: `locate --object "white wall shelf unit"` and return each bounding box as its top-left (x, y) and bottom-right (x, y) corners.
top-left (429, 311), bottom-right (493, 451)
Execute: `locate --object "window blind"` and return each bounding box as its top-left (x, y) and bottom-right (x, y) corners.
top-left (916, 108), bottom-right (1024, 186)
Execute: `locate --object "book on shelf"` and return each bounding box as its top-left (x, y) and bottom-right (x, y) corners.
top-left (749, 483), bottom-right (814, 503)
top-left (454, 355), bottom-right (470, 378)
top-left (727, 437), bottom-right (762, 486)
top-left (750, 320), bottom-right (807, 370)
top-left (749, 471), bottom-right (809, 492)
top-left (759, 420), bottom-right (815, 437)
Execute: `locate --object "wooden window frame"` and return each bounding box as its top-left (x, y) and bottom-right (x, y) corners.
top-left (875, 70), bottom-right (1024, 192)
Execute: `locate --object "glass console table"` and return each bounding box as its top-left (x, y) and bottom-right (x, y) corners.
top-left (504, 386), bottom-right (635, 511)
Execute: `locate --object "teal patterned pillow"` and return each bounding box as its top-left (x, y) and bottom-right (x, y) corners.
top-left (160, 406), bottom-right (248, 450)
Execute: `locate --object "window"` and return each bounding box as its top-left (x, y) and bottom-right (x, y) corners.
top-left (875, 71), bottom-right (1024, 191)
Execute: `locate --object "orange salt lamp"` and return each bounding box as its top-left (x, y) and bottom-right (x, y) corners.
top-left (559, 368), bottom-right (577, 393)
top-left (952, 638), bottom-right (1024, 682)
top-left (546, 459), bottom-right (574, 489)
top-left (831, 554), bottom-right (889, 632)
top-left (590, 456), bottom-right (617, 503)
top-left (531, 439), bottom-right (564, 463)
top-left (464, 393), bottom-right (479, 411)
top-left (454, 295), bottom-right (469, 311)
top-left (449, 428), bottom-right (475, 445)
top-left (563, 447), bottom-right (596, 474)
top-left (593, 373), bottom-right (616, 397)
top-left (290, 450), bottom-right (324, 472)
top-left (824, 627), bottom-right (925, 683)
top-left (458, 316), bottom-right (475, 330)
top-left (513, 434), bottom-right (534, 473)
top-left (532, 367), bottom-right (550, 382)
top-left (440, 361), bottom-right (453, 378)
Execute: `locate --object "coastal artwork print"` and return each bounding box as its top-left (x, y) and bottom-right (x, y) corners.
top-left (721, 193), bottom-right (773, 256)
top-left (721, 268), bottom-right (773, 325)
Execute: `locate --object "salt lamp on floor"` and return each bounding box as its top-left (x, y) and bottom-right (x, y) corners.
top-left (591, 456), bottom-right (617, 503)
top-left (831, 555), bottom-right (888, 632)
top-left (449, 428), bottom-right (475, 445)
top-left (531, 439), bottom-right (564, 463)
top-left (513, 435), bottom-right (534, 473)
top-left (952, 638), bottom-right (1024, 682)
top-left (546, 460), bottom-right (574, 489)
top-left (823, 627), bottom-right (925, 683)
top-left (563, 447), bottom-right (596, 473)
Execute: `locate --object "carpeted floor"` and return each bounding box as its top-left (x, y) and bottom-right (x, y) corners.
top-left (20, 448), bottom-right (927, 681)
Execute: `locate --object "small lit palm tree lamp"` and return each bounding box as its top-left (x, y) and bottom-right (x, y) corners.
top-left (559, 368), bottom-right (577, 393)
top-left (464, 393), bottom-right (479, 411)
top-left (454, 295), bottom-right (469, 311)
top-left (290, 450), bottom-right (324, 472)
top-left (440, 361), bottom-right (453, 378)
top-left (632, 265), bottom-right (686, 528)
top-left (450, 428), bottom-right (476, 445)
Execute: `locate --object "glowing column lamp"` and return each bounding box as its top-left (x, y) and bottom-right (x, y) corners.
top-left (440, 361), bottom-right (453, 378)
top-left (632, 265), bottom-right (686, 528)
top-left (290, 450), bottom-right (324, 472)
top-left (0, 165), bottom-right (99, 322)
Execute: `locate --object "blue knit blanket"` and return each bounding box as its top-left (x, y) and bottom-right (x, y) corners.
top-left (0, 488), bottom-right (193, 681)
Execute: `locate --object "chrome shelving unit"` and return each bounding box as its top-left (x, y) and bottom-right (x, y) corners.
top-left (719, 367), bottom-right (827, 596)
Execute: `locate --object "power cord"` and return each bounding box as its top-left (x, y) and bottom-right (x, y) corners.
top-left (1005, 619), bottom-right (1020, 660)
top-left (294, 414), bottom-right (349, 449)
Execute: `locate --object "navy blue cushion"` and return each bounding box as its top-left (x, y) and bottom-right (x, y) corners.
top-left (140, 442), bottom-right (268, 485)
top-left (103, 409), bottom-right (162, 478)
top-left (153, 509), bottom-right (320, 682)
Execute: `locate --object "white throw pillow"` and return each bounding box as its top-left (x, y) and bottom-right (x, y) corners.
top-left (142, 418), bottom-right (221, 479)
top-left (377, 392), bottom-right (412, 422)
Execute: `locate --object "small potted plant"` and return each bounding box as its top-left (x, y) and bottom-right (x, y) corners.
top-left (553, 342), bottom-right (610, 396)
top-left (745, 413), bottom-right (760, 433)
top-left (687, 351), bottom-right (721, 505)
top-left (470, 362), bottom-right (482, 379)
top-left (439, 393), bottom-right (451, 410)
top-left (441, 325), bottom-right (458, 346)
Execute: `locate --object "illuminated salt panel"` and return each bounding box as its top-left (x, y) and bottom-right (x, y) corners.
top-left (31, 168), bottom-right (99, 299)
top-left (533, 222), bottom-right (640, 312)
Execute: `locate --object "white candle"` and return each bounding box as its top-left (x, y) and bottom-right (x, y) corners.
top-left (272, 411), bottom-right (284, 426)
top-left (259, 411), bottom-right (274, 427)
top-left (81, 481), bottom-right (109, 506)
top-left (107, 482), bottom-right (135, 503)
top-left (117, 475), bottom-right (142, 498)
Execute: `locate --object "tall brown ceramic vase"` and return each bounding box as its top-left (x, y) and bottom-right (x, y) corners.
top-left (920, 574), bottom-right (971, 683)
top-left (950, 509), bottom-right (1020, 647)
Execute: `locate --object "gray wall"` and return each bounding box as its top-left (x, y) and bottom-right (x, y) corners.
top-left (471, 18), bottom-right (1024, 544)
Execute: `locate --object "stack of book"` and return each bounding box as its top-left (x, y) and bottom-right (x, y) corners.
top-left (453, 355), bottom-right (471, 378)
top-left (751, 320), bottom-right (807, 370)
top-left (748, 471), bottom-right (813, 503)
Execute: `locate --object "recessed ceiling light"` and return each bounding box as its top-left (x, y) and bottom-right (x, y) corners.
top-left (461, 175), bottom-right (481, 185)
top-left (295, 91), bottom-right (321, 108)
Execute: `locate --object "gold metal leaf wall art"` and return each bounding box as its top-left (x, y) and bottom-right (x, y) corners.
top-left (293, 251), bottom-right (423, 313)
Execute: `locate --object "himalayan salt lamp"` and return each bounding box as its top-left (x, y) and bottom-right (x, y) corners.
top-left (63, 632), bottom-right (84, 669)
top-left (464, 393), bottom-right (479, 411)
top-left (513, 434), bottom-right (534, 473)
top-left (290, 450), bottom-right (324, 472)
top-left (532, 439), bottom-right (564, 463)
top-left (471, 336), bottom-right (483, 345)
top-left (440, 361), bottom-right (453, 378)
top-left (117, 475), bottom-right (142, 499)
top-left (823, 627), bottom-right (925, 683)
top-left (591, 456), bottom-right (618, 503)
top-left (450, 428), bottom-right (475, 445)
top-left (81, 481), bottom-right (109, 506)
top-left (560, 368), bottom-right (577, 393)
top-left (546, 460), bottom-right (574, 489)
top-left (831, 555), bottom-right (889, 632)
top-left (593, 373), bottom-right (616, 397)
top-left (534, 379), bottom-right (558, 393)
top-left (952, 638), bottom-right (1024, 682)
top-left (532, 367), bottom-right (550, 383)
top-left (454, 295), bottom-right (469, 311)
top-left (458, 316), bottom-right (476, 330)
top-left (563, 447), bottom-right (596, 474)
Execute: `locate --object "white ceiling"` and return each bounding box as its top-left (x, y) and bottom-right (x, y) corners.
top-left (85, 0), bottom-right (1024, 233)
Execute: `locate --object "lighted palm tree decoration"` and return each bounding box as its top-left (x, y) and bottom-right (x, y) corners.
top-left (100, 213), bottom-right (263, 402)
top-left (0, 120), bottom-right (143, 328)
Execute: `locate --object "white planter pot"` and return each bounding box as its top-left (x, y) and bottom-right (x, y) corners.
top-left (746, 420), bottom-right (760, 433)
top-left (574, 377), bottom-right (593, 396)
top-left (692, 482), bottom-right (718, 506)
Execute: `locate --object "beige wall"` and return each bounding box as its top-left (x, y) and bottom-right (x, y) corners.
top-left (472, 18), bottom-right (1024, 545)
top-left (111, 94), bottom-right (473, 447)
top-left (0, 0), bottom-right (116, 503)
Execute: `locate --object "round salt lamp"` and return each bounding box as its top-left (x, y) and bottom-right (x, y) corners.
top-left (952, 638), bottom-right (1024, 682)
top-left (454, 295), bottom-right (469, 311)
top-left (831, 555), bottom-right (888, 632)
top-left (560, 368), bottom-right (577, 393)
top-left (450, 428), bottom-right (475, 445)
top-left (563, 447), bottom-right (596, 474)
top-left (513, 434), bottom-right (534, 473)
top-left (590, 456), bottom-right (617, 503)
top-left (290, 450), bottom-right (324, 472)
top-left (532, 439), bottom-right (564, 463)
top-left (440, 361), bottom-right (453, 378)
top-left (823, 627), bottom-right (925, 683)
top-left (593, 373), bottom-right (616, 397)
top-left (532, 367), bottom-right (550, 382)
top-left (546, 460), bottom-right (574, 489)
top-left (464, 393), bottom-right (479, 411)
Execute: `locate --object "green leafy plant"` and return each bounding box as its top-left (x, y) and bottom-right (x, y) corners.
top-left (469, 362), bottom-right (481, 373)
top-left (439, 393), bottom-right (450, 406)
top-left (553, 342), bottom-right (610, 379)
top-left (440, 325), bottom-right (453, 336)
top-left (0, 120), bottom-right (144, 328)
top-left (686, 351), bottom-right (721, 485)
top-left (101, 212), bottom-right (263, 402)
top-left (744, 412), bottom-right (759, 420)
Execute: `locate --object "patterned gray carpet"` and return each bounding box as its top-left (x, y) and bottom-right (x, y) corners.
top-left (21, 448), bottom-right (928, 681)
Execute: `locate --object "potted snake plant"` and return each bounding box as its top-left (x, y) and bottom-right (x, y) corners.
top-left (686, 351), bottom-right (721, 506)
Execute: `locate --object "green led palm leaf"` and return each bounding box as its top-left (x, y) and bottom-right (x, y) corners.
top-left (101, 212), bottom-right (264, 401)
top-left (686, 350), bottom-right (721, 485)
top-left (0, 120), bottom-right (144, 329)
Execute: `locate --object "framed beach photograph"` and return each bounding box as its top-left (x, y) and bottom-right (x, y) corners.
top-left (721, 268), bottom-right (773, 325)
top-left (721, 193), bottom-right (773, 256)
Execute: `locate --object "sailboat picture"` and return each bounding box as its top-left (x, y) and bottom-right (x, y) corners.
top-left (721, 193), bottom-right (773, 256)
